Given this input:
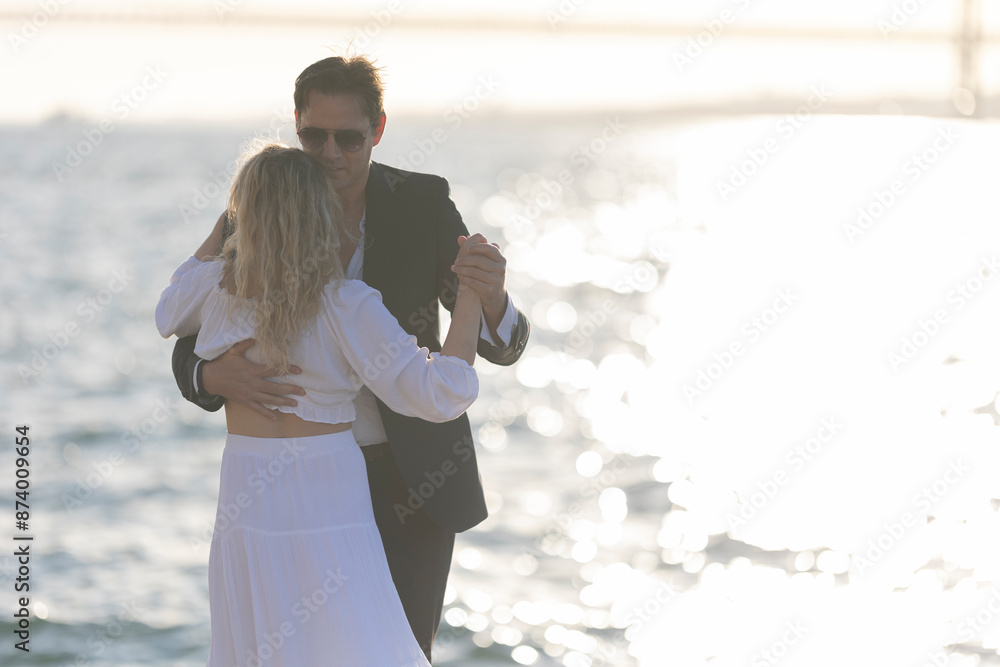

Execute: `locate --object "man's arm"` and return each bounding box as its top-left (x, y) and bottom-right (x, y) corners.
top-left (435, 180), bottom-right (530, 366)
top-left (172, 335), bottom-right (225, 412)
top-left (168, 211), bottom-right (305, 417)
top-left (476, 308), bottom-right (530, 367)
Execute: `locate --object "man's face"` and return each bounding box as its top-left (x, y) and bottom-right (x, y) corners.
top-left (295, 91), bottom-right (385, 195)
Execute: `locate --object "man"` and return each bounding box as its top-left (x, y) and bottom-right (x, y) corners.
top-left (171, 56), bottom-right (529, 662)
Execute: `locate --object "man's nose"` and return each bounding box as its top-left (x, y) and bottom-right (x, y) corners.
top-left (321, 135), bottom-right (343, 160)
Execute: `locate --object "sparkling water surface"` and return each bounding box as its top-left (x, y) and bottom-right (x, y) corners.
top-left (2, 112), bottom-right (1000, 666)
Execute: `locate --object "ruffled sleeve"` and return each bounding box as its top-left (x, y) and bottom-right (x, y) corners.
top-left (323, 281), bottom-right (479, 423)
top-left (155, 256), bottom-right (221, 339)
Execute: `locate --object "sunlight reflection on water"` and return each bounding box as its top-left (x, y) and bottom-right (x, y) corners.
top-left (4, 113), bottom-right (1000, 666)
top-left (466, 114), bottom-right (1000, 666)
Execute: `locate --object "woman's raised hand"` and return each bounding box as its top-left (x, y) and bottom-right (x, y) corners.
top-left (453, 233), bottom-right (493, 286)
top-left (440, 234), bottom-right (487, 365)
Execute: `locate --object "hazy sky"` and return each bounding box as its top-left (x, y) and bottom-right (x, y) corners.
top-left (1, 0), bottom-right (996, 123)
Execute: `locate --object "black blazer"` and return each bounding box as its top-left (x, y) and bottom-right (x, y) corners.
top-left (171, 161), bottom-right (530, 533)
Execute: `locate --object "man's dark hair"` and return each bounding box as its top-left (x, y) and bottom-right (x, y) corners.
top-left (294, 56), bottom-right (384, 125)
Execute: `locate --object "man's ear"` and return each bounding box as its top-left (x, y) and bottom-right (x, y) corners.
top-left (372, 113), bottom-right (387, 146)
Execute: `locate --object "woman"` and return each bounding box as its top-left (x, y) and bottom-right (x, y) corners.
top-left (155, 144), bottom-right (482, 666)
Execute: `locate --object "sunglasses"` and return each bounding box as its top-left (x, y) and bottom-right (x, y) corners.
top-left (296, 126), bottom-right (369, 153)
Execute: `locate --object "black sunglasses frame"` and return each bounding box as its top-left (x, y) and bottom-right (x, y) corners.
top-left (296, 126), bottom-right (371, 153)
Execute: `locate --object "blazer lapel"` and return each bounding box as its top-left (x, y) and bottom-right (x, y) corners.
top-left (362, 161), bottom-right (436, 336)
top-left (363, 162), bottom-right (396, 294)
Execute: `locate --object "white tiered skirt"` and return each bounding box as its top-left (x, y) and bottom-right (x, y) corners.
top-left (206, 432), bottom-right (430, 667)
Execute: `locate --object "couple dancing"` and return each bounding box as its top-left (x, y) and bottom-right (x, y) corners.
top-left (155, 56), bottom-right (529, 665)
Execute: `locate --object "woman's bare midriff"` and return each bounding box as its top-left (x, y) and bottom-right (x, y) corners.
top-left (225, 401), bottom-right (351, 438)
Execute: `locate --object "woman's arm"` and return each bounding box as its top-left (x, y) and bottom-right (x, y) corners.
top-left (439, 235), bottom-right (482, 366)
top-left (155, 257), bottom-right (218, 338)
top-left (193, 212), bottom-right (227, 261)
top-left (434, 181), bottom-right (530, 365)
top-left (325, 281), bottom-right (479, 423)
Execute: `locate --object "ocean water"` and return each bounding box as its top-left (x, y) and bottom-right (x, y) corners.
top-left (2, 111), bottom-right (1000, 667)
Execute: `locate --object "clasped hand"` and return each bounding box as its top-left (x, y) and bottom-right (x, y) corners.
top-left (452, 233), bottom-right (508, 322)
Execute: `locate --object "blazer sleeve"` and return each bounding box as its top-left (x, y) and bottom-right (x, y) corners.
top-left (172, 335), bottom-right (225, 412)
top-left (433, 177), bottom-right (530, 366)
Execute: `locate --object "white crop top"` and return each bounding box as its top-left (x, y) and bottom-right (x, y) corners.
top-left (155, 256), bottom-right (478, 424)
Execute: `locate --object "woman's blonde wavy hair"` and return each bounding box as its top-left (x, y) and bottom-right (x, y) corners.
top-left (217, 143), bottom-right (353, 375)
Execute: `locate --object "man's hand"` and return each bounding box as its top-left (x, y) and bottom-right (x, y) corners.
top-left (201, 339), bottom-right (306, 420)
top-left (452, 233), bottom-right (509, 336)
